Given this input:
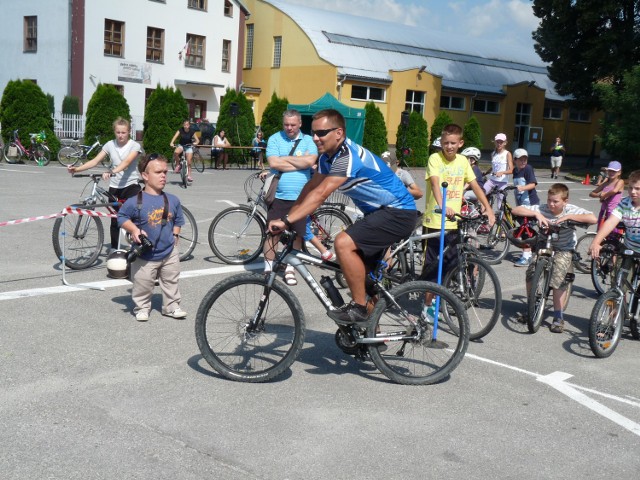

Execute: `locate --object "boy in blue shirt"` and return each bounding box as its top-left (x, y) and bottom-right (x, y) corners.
top-left (512, 148), bottom-right (540, 266)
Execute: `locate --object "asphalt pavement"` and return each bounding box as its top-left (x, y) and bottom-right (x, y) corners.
top-left (1, 160), bottom-right (639, 479)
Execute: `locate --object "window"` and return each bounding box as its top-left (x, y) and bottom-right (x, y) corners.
top-left (569, 108), bottom-right (591, 122)
top-left (24, 16), bottom-right (37, 52)
top-left (351, 85), bottom-right (386, 102)
top-left (440, 95), bottom-right (465, 110)
top-left (472, 98), bottom-right (500, 114)
top-left (245, 24), bottom-right (254, 69)
top-left (146, 27), bottom-right (164, 63)
top-left (188, 0), bottom-right (207, 11)
top-left (224, 0), bottom-right (233, 16)
top-left (543, 104), bottom-right (563, 120)
top-left (273, 36), bottom-right (282, 68)
top-left (185, 34), bottom-right (205, 68)
top-left (221, 40), bottom-right (231, 72)
top-left (405, 90), bottom-right (425, 113)
top-left (104, 19), bottom-right (124, 57)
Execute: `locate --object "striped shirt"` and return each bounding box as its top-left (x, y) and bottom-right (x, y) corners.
top-left (612, 197), bottom-right (640, 251)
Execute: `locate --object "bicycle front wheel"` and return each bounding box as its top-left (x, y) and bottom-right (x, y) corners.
top-left (527, 258), bottom-right (551, 333)
top-left (177, 205), bottom-right (198, 261)
top-left (192, 150), bottom-right (205, 173)
top-left (3, 142), bottom-right (24, 164)
top-left (180, 160), bottom-right (188, 188)
top-left (574, 232), bottom-right (595, 274)
top-left (476, 219), bottom-right (510, 265)
top-left (34, 145), bottom-right (51, 166)
top-left (591, 244), bottom-right (617, 294)
top-left (52, 214), bottom-right (104, 269)
top-left (195, 273), bottom-right (305, 382)
top-left (57, 146), bottom-right (80, 166)
top-left (589, 290), bottom-right (625, 358)
top-left (208, 206), bottom-right (266, 264)
top-left (443, 255), bottom-right (501, 340)
top-left (367, 281), bottom-right (469, 385)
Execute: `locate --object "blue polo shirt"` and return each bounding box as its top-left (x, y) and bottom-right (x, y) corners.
top-left (266, 131), bottom-right (317, 200)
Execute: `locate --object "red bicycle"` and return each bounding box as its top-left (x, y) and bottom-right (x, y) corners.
top-left (3, 129), bottom-right (51, 166)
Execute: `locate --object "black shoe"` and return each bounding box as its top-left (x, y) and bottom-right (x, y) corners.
top-left (328, 301), bottom-right (369, 326)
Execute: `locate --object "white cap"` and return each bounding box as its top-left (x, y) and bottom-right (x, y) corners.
top-left (514, 148), bottom-right (528, 159)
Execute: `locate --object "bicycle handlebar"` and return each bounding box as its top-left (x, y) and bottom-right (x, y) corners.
top-left (72, 173), bottom-right (115, 179)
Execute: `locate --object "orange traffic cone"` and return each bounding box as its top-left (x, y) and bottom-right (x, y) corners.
top-left (582, 173), bottom-right (590, 185)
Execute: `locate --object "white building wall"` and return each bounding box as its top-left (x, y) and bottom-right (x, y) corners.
top-left (0, 0), bottom-right (70, 112)
top-left (84, 0), bottom-right (242, 125)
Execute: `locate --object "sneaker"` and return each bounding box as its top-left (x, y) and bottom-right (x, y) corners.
top-left (164, 307), bottom-right (187, 319)
top-left (321, 250), bottom-right (335, 261)
top-left (187, 176), bottom-right (193, 182)
top-left (328, 301), bottom-right (369, 325)
top-left (514, 256), bottom-right (531, 267)
top-left (421, 304), bottom-right (436, 324)
top-left (135, 310), bottom-right (150, 322)
top-left (549, 319), bottom-right (564, 333)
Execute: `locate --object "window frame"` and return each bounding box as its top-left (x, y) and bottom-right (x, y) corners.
top-left (104, 19), bottom-right (125, 57)
top-left (569, 108), bottom-right (591, 122)
top-left (221, 39), bottom-right (231, 72)
top-left (543, 104), bottom-right (563, 120)
top-left (146, 26), bottom-right (164, 63)
top-left (273, 36), bottom-right (282, 68)
top-left (24, 16), bottom-right (37, 53)
top-left (405, 90), bottom-right (425, 114)
top-left (350, 84), bottom-right (386, 103)
top-left (244, 24), bottom-right (254, 69)
top-left (472, 98), bottom-right (500, 114)
top-left (440, 95), bottom-right (465, 111)
top-left (185, 34), bottom-right (206, 69)
top-left (187, 0), bottom-right (207, 11)
top-left (224, 0), bottom-right (233, 17)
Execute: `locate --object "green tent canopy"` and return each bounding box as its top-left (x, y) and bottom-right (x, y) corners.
top-left (288, 93), bottom-right (366, 144)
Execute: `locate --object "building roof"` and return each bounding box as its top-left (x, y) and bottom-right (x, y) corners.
top-left (265, 0), bottom-right (567, 101)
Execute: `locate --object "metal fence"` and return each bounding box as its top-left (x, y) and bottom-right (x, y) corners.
top-left (52, 113), bottom-right (138, 141)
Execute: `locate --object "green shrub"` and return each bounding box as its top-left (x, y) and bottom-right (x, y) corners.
top-left (0, 79), bottom-right (59, 154)
top-left (46, 94), bottom-right (55, 115)
top-left (216, 88), bottom-right (256, 147)
top-left (463, 116), bottom-right (483, 151)
top-left (142, 85), bottom-right (188, 159)
top-left (84, 84), bottom-right (131, 146)
top-left (430, 111), bottom-right (453, 153)
top-left (260, 92), bottom-right (289, 140)
top-left (62, 96), bottom-right (80, 115)
top-left (362, 102), bottom-right (388, 155)
top-left (395, 111), bottom-right (429, 167)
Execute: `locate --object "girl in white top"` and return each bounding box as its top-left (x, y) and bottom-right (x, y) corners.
top-left (67, 116), bottom-right (142, 249)
top-left (483, 132), bottom-right (513, 206)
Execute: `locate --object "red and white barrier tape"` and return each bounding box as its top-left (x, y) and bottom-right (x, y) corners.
top-left (0, 206), bottom-right (116, 227)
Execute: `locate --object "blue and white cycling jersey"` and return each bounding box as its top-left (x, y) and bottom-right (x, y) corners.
top-left (318, 139), bottom-right (416, 214)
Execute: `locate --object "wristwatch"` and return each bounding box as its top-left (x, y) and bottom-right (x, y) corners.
top-left (281, 215), bottom-right (293, 230)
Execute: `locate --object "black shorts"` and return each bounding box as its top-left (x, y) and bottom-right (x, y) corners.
top-left (420, 228), bottom-right (460, 282)
top-left (266, 198), bottom-right (307, 235)
top-left (347, 208), bottom-right (418, 270)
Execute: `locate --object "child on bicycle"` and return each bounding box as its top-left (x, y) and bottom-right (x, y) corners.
top-left (589, 160), bottom-right (624, 228)
top-left (512, 184), bottom-right (597, 333)
top-left (512, 148), bottom-right (540, 267)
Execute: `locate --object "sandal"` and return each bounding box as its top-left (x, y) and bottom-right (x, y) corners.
top-left (284, 270), bottom-right (297, 286)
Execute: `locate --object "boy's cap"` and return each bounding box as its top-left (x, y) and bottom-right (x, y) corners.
top-left (514, 148), bottom-right (528, 159)
top-left (607, 161), bottom-right (622, 171)
top-left (494, 133), bottom-right (507, 142)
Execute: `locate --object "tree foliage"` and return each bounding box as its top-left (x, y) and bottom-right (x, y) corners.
top-left (142, 85), bottom-right (188, 159)
top-left (84, 84), bottom-right (131, 146)
top-left (463, 116), bottom-right (483, 151)
top-left (62, 95), bottom-right (80, 115)
top-left (395, 111), bottom-right (429, 167)
top-left (532, 0), bottom-right (640, 108)
top-left (215, 88), bottom-right (256, 147)
top-left (430, 111), bottom-right (453, 154)
top-left (260, 92), bottom-right (289, 140)
top-left (596, 65), bottom-right (640, 168)
top-left (362, 102), bottom-right (388, 155)
top-left (0, 79), bottom-right (60, 154)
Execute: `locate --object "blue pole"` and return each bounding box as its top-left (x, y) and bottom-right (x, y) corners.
top-left (433, 181), bottom-right (448, 337)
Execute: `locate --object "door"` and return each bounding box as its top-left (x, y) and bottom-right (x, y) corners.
top-left (187, 100), bottom-right (207, 122)
top-left (514, 103), bottom-right (531, 149)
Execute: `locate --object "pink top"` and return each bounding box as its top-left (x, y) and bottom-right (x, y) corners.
top-left (601, 181), bottom-right (622, 216)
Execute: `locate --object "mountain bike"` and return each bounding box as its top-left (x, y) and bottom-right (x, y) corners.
top-left (589, 246), bottom-right (640, 358)
top-left (57, 136), bottom-right (111, 167)
top-left (195, 230), bottom-right (470, 385)
top-left (3, 129), bottom-right (51, 166)
top-left (384, 211), bottom-right (502, 340)
top-left (52, 174), bottom-right (198, 269)
top-left (573, 230), bottom-right (596, 274)
top-left (469, 185), bottom-right (516, 265)
top-left (208, 172), bottom-right (352, 264)
top-left (172, 144), bottom-right (204, 188)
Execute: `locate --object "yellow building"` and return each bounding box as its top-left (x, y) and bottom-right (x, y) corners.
top-left (241, 0), bottom-right (602, 156)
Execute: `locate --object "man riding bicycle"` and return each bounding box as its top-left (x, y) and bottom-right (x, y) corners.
top-left (268, 108), bottom-right (418, 325)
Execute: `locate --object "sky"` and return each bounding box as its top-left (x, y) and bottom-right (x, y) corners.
top-left (280, 0), bottom-right (540, 52)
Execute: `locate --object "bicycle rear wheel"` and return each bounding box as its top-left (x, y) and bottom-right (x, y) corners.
top-left (443, 255), bottom-right (501, 340)
top-left (589, 291), bottom-right (625, 358)
top-left (306, 207), bottom-right (352, 254)
top-left (3, 142), bottom-right (24, 164)
top-left (33, 145), bottom-right (51, 166)
top-left (208, 205), bottom-right (266, 264)
top-left (574, 231), bottom-right (595, 274)
top-left (367, 281), bottom-right (469, 385)
top-left (58, 146), bottom-right (80, 166)
top-left (52, 214), bottom-right (104, 269)
top-left (192, 150), bottom-right (205, 173)
top-left (527, 258), bottom-right (551, 333)
top-left (195, 273), bottom-right (305, 382)
top-left (177, 205), bottom-right (198, 261)
top-left (476, 219), bottom-right (510, 265)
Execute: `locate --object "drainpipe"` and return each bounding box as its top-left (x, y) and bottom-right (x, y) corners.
top-left (337, 75), bottom-right (347, 101)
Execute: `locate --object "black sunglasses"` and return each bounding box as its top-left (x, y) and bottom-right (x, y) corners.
top-left (311, 127), bottom-right (339, 138)
top-left (148, 153), bottom-right (161, 161)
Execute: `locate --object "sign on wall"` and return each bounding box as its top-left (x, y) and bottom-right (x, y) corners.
top-left (118, 61), bottom-right (151, 84)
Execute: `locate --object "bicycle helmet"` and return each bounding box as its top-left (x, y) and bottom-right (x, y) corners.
top-left (461, 147), bottom-right (481, 162)
top-left (432, 137), bottom-right (442, 149)
top-left (506, 224), bottom-right (538, 248)
top-left (106, 249), bottom-right (129, 279)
